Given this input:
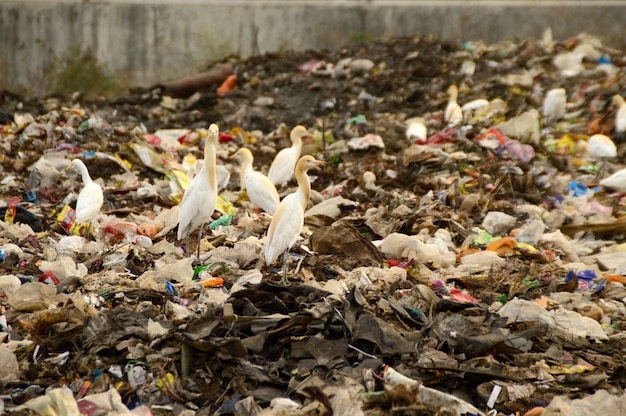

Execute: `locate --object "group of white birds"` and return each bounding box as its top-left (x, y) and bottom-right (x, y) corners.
top-left (65, 86), bottom-right (626, 284)
top-left (178, 123), bottom-right (324, 284)
top-left (442, 82), bottom-right (626, 188)
top-left (540, 87), bottom-right (626, 187)
top-left (66, 123), bottom-right (322, 285)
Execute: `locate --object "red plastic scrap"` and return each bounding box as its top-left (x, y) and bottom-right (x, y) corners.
top-left (4, 196), bottom-right (19, 223)
top-left (425, 127), bottom-right (458, 145)
top-left (39, 270), bottom-right (59, 285)
top-left (474, 127), bottom-right (508, 145)
top-left (219, 132), bottom-right (234, 143)
top-left (143, 134), bottom-right (161, 147)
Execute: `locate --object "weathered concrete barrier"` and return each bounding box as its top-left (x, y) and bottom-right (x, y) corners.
top-left (1, 1), bottom-right (624, 95)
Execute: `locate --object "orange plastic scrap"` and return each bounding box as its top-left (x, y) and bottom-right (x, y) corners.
top-left (485, 236), bottom-right (516, 255)
top-left (541, 249), bottom-right (558, 263)
top-left (217, 74), bottom-right (237, 96)
top-left (103, 220), bottom-right (138, 237)
top-left (604, 274), bottom-right (626, 284)
top-left (200, 277), bottom-right (225, 287)
top-left (138, 223), bottom-right (159, 238)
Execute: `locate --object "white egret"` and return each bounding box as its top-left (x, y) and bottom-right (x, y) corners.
top-left (405, 117), bottom-right (427, 143)
top-left (586, 134), bottom-right (616, 180)
top-left (542, 88), bottom-right (566, 125)
top-left (265, 155), bottom-right (325, 284)
top-left (67, 159), bottom-right (104, 239)
top-left (613, 94), bottom-right (626, 135)
top-left (268, 125), bottom-right (311, 187)
top-left (600, 168), bottom-right (626, 193)
top-left (444, 84), bottom-right (463, 127)
top-left (177, 123), bottom-right (219, 259)
top-left (230, 147), bottom-right (280, 215)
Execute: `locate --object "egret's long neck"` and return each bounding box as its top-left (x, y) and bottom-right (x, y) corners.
top-left (448, 88), bottom-right (458, 104)
top-left (294, 165), bottom-right (312, 211)
top-left (239, 155), bottom-right (253, 189)
top-left (78, 164), bottom-right (93, 185)
top-left (615, 95), bottom-right (626, 107)
top-left (292, 134), bottom-right (303, 151)
top-left (204, 141), bottom-right (218, 191)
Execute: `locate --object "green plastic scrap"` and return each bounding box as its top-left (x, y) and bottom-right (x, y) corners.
top-left (193, 264), bottom-right (211, 280)
top-left (498, 293), bottom-right (507, 304)
top-left (209, 213), bottom-right (232, 230)
top-left (473, 230), bottom-right (495, 246)
top-left (313, 129), bottom-right (335, 144)
top-left (522, 277), bottom-right (540, 288)
top-left (347, 114), bottom-right (367, 126)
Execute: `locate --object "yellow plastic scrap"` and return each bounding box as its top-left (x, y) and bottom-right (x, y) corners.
top-left (516, 242), bottom-right (539, 255)
top-left (183, 153), bottom-right (198, 169)
top-left (237, 189), bottom-right (250, 202)
top-left (115, 154), bottom-right (132, 171)
top-left (168, 169), bottom-right (190, 204)
top-left (216, 194), bottom-right (237, 216)
top-left (558, 133), bottom-right (589, 155)
top-left (171, 169), bottom-right (191, 190)
top-left (555, 135), bottom-right (578, 155)
top-left (570, 156), bottom-right (591, 170)
top-left (230, 126), bottom-right (257, 145)
top-left (156, 372), bottom-right (176, 391)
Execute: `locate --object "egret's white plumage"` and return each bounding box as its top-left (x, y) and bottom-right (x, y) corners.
top-left (543, 88), bottom-right (566, 125)
top-left (405, 117), bottom-right (427, 142)
top-left (600, 168), bottom-right (626, 193)
top-left (613, 94), bottom-right (626, 134)
top-left (69, 159), bottom-right (104, 230)
top-left (587, 134), bottom-right (617, 180)
top-left (231, 147), bottom-right (280, 214)
top-left (587, 134), bottom-right (617, 159)
top-left (268, 125), bottom-right (310, 187)
top-left (461, 98), bottom-right (490, 113)
top-left (177, 123), bottom-right (219, 258)
top-left (265, 155), bottom-right (325, 284)
top-left (444, 84), bottom-right (463, 127)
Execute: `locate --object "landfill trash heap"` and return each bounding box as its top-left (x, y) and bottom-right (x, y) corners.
top-left (0, 30), bottom-right (626, 416)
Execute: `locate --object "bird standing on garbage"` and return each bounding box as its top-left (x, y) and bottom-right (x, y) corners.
top-left (444, 84), bottom-right (463, 127)
top-left (177, 123), bottom-right (219, 260)
top-left (265, 155), bottom-right (325, 285)
top-left (67, 159), bottom-right (103, 239)
top-left (542, 88), bottom-right (567, 125)
top-left (600, 168), bottom-right (626, 193)
top-left (268, 125), bottom-right (311, 187)
top-left (405, 117), bottom-right (428, 143)
top-left (586, 134), bottom-right (616, 180)
top-left (230, 147), bottom-right (280, 214)
top-left (613, 94), bottom-right (626, 139)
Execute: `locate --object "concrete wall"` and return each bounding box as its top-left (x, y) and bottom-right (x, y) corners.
top-left (1, 1), bottom-right (625, 95)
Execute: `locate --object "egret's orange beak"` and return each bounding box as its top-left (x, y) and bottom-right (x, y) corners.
top-left (311, 160), bottom-right (326, 170)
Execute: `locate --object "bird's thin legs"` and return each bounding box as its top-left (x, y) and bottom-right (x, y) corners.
top-left (593, 160), bottom-right (607, 182)
top-left (196, 225), bottom-right (203, 262)
top-left (184, 232), bottom-right (190, 257)
top-left (280, 250), bottom-right (290, 285)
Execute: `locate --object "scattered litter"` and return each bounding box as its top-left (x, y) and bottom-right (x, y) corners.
top-left (1, 30), bottom-right (626, 415)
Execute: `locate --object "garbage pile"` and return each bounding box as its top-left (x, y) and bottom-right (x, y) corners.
top-left (1, 29), bottom-right (626, 415)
